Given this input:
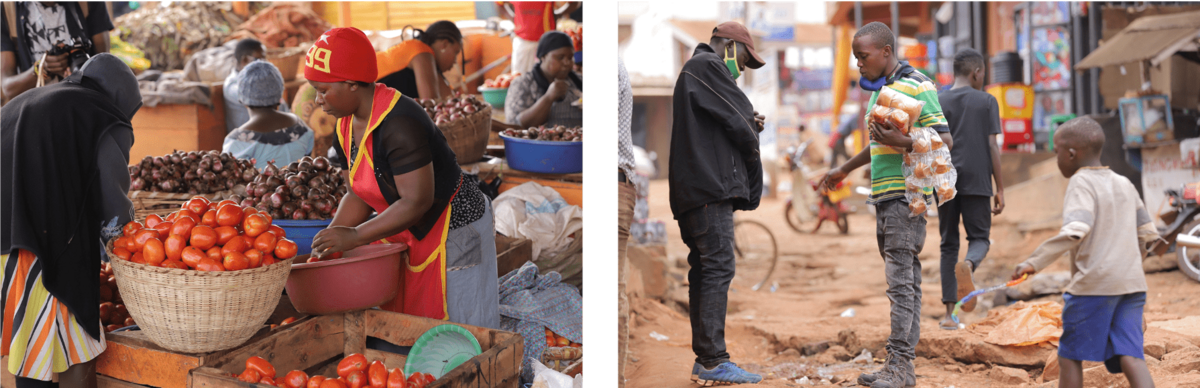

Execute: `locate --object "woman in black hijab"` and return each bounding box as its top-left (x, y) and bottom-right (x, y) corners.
top-left (1, 53), bottom-right (140, 388)
top-left (503, 31), bottom-right (582, 128)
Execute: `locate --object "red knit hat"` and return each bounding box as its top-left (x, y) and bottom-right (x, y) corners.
top-left (304, 27), bottom-right (378, 83)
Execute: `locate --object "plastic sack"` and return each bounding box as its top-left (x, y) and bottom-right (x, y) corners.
top-left (968, 301), bottom-right (1063, 347)
top-left (530, 359), bottom-right (577, 388)
top-left (876, 86), bottom-right (925, 130)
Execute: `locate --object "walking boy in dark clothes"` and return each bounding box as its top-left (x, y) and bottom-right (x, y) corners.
top-left (821, 22), bottom-right (952, 388)
top-left (670, 21), bottom-right (768, 386)
top-left (935, 48), bottom-right (1005, 330)
top-left (1013, 117), bottom-right (1158, 388)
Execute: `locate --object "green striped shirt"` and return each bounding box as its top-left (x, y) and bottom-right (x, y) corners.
top-left (866, 68), bottom-right (949, 204)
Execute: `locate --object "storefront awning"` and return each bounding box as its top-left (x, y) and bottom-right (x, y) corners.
top-left (1075, 10), bottom-right (1200, 69)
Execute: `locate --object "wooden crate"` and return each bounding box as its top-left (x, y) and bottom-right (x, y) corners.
top-left (129, 100), bottom-right (226, 164)
top-left (189, 310), bottom-right (523, 388)
top-left (495, 234), bottom-right (532, 277)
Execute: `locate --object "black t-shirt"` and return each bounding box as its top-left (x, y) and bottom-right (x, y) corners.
top-left (938, 87), bottom-right (1002, 197)
top-left (1, 2), bottom-right (114, 72)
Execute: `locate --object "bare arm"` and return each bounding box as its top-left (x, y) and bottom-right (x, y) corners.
top-left (91, 32), bottom-right (110, 54)
top-left (516, 80), bottom-right (568, 127)
top-left (990, 134), bottom-right (1005, 214)
top-left (820, 145), bottom-right (871, 191)
top-left (410, 52), bottom-right (442, 100)
top-left (940, 132), bottom-right (954, 150)
top-left (328, 189), bottom-right (374, 229)
top-left (2, 51), bottom-right (38, 101)
top-left (351, 164), bottom-right (435, 244)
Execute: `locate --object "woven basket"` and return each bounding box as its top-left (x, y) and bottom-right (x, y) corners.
top-left (106, 240), bottom-right (293, 353)
top-left (541, 346), bottom-right (582, 373)
top-left (266, 45), bottom-right (308, 82)
top-left (128, 185), bottom-right (246, 220)
top-left (436, 104), bottom-right (493, 165)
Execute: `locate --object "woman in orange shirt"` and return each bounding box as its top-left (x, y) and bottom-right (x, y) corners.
top-left (376, 21), bottom-right (462, 101)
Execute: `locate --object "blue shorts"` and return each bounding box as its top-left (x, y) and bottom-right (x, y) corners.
top-left (1059, 292), bottom-right (1146, 374)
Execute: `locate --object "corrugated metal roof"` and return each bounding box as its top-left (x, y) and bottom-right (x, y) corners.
top-left (1076, 10), bottom-right (1200, 69)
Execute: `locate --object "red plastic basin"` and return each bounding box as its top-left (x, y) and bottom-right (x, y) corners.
top-left (285, 243), bottom-right (407, 315)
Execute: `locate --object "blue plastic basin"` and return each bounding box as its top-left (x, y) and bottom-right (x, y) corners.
top-left (499, 134), bottom-right (582, 174)
top-left (274, 219), bottom-right (332, 256)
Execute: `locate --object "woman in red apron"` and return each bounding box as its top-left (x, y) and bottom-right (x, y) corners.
top-left (305, 27), bottom-right (499, 329)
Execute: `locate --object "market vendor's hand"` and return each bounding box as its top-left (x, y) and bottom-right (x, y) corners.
top-left (869, 122), bottom-right (913, 149)
top-left (753, 111), bottom-right (766, 133)
top-left (1012, 263), bottom-right (1036, 281)
top-left (41, 52), bottom-right (70, 77)
top-left (547, 79), bottom-right (571, 101)
top-left (820, 167), bottom-right (847, 193)
top-left (311, 226), bottom-right (362, 258)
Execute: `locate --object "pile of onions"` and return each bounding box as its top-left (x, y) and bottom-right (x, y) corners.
top-left (129, 151), bottom-right (258, 194)
top-left (418, 95), bottom-right (486, 126)
top-left (501, 125), bottom-right (583, 142)
top-left (233, 156), bottom-right (347, 220)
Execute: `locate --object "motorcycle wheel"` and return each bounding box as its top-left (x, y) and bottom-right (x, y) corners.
top-left (1178, 222), bottom-right (1200, 282)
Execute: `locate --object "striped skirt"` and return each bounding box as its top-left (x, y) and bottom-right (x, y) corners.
top-left (1, 249), bottom-right (106, 380)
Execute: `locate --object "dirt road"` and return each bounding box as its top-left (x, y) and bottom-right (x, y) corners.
top-left (625, 181), bottom-right (1200, 387)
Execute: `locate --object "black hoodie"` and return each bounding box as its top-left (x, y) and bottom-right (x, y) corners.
top-left (668, 43), bottom-right (763, 219)
top-left (1, 54), bottom-right (139, 340)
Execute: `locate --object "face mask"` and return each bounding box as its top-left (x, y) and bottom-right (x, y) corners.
top-left (725, 44), bottom-right (741, 80)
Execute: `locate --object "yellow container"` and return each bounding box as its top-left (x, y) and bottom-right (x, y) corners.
top-left (986, 83), bottom-right (1034, 119)
top-left (827, 183), bottom-right (853, 204)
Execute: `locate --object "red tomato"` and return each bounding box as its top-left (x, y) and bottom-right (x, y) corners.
top-left (123, 221), bottom-right (144, 237)
top-left (151, 221), bottom-right (173, 237)
top-left (270, 225), bottom-right (287, 239)
top-left (260, 376), bottom-right (277, 386)
top-left (386, 369), bottom-right (406, 388)
top-left (246, 356), bottom-right (276, 379)
top-left (281, 317), bottom-right (298, 325)
top-left (222, 236), bottom-right (249, 257)
top-left (262, 253), bottom-right (278, 267)
top-left (283, 370), bottom-right (309, 388)
top-left (238, 368), bottom-right (262, 383)
top-left (345, 371), bottom-right (367, 388)
top-left (142, 238), bottom-right (166, 266)
top-left (165, 211), bottom-right (178, 222)
top-left (367, 361), bottom-right (387, 388)
top-left (206, 246), bottom-right (222, 261)
top-left (201, 209), bottom-right (218, 228)
top-left (275, 238), bottom-right (298, 259)
top-left (217, 204), bottom-right (244, 227)
top-left (223, 252), bottom-right (249, 271)
top-left (214, 226), bottom-right (239, 245)
top-left (320, 379), bottom-right (348, 388)
top-left (254, 231), bottom-right (279, 254)
top-left (405, 373), bottom-right (422, 388)
top-left (421, 373), bottom-right (434, 385)
top-left (113, 247), bottom-right (132, 261)
top-left (161, 260), bottom-right (188, 270)
top-left (132, 229), bottom-right (160, 252)
top-left (244, 249), bottom-right (264, 268)
top-left (243, 213), bottom-right (270, 237)
top-left (337, 354), bottom-right (369, 378)
top-left (145, 214), bottom-right (163, 228)
top-left (216, 199), bottom-right (236, 208)
top-left (306, 256), bottom-right (321, 263)
top-left (171, 216), bottom-right (197, 238)
top-left (177, 209), bottom-right (199, 223)
top-left (190, 225), bottom-right (218, 250)
top-left (130, 251), bottom-right (145, 264)
top-left (164, 234), bottom-right (187, 262)
top-left (181, 246), bottom-right (206, 268)
top-left (185, 197), bottom-right (209, 215)
top-left (307, 376), bottom-right (327, 388)
top-left (195, 258), bottom-right (225, 272)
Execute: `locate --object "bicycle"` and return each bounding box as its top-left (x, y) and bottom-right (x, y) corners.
top-left (731, 219), bottom-right (778, 291)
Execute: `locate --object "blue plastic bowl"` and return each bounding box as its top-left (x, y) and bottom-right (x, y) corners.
top-left (499, 134), bottom-right (583, 174)
top-left (274, 219), bottom-right (332, 256)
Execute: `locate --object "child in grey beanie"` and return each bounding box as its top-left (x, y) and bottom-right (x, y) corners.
top-left (223, 60), bottom-right (314, 169)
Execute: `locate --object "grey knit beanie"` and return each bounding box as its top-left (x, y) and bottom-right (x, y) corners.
top-left (238, 60), bottom-right (284, 107)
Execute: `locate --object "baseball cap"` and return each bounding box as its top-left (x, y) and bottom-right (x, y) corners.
top-left (712, 21), bottom-right (765, 69)
top-left (304, 27), bottom-right (378, 84)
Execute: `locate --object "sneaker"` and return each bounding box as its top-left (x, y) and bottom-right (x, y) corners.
top-left (696, 362), bottom-right (763, 386)
top-left (856, 355), bottom-right (894, 386)
top-left (868, 362), bottom-right (916, 388)
top-left (857, 357), bottom-right (915, 387)
top-left (691, 362), bottom-right (701, 382)
top-left (956, 261), bottom-right (977, 312)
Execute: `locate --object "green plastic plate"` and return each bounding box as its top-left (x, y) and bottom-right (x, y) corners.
top-left (404, 324), bottom-right (482, 378)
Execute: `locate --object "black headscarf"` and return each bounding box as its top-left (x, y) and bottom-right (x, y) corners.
top-left (531, 31), bottom-right (582, 95)
top-left (1, 54), bottom-right (140, 340)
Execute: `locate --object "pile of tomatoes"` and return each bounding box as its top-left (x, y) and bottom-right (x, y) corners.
top-left (545, 328), bottom-right (581, 348)
top-left (98, 262), bottom-right (133, 332)
top-left (111, 196), bottom-right (298, 271)
top-left (482, 73), bottom-right (520, 89)
top-left (237, 354), bottom-right (437, 388)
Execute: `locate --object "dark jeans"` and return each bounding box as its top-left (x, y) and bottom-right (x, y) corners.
top-left (875, 199), bottom-right (926, 362)
top-left (679, 201), bottom-right (736, 369)
top-left (937, 195), bottom-right (992, 304)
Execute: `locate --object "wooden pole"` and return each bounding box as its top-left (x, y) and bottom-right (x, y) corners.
top-left (339, 2), bottom-right (352, 28)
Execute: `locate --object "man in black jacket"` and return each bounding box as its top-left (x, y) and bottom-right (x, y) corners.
top-left (670, 21), bottom-right (766, 385)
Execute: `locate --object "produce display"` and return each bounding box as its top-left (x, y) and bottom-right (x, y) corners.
top-left (417, 95), bottom-right (487, 126)
top-left (482, 73), bottom-right (520, 89)
top-left (564, 26), bottom-right (582, 51)
top-left (112, 197), bottom-right (298, 271)
top-left (544, 328), bottom-right (581, 349)
top-left (235, 354), bottom-right (437, 388)
top-left (500, 125), bottom-right (583, 142)
top-left (238, 156), bottom-right (347, 220)
top-left (113, 3), bottom-right (244, 71)
top-left (226, 3), bottom-right (332, 48)
top-left (129, 151), bottom-right (258, 194)
top-left (98, 262), bottom-right (134, 332)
